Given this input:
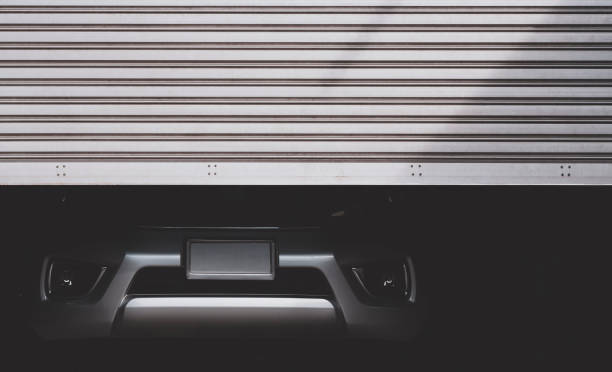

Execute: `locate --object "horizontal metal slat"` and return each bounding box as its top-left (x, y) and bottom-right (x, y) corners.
top-left (3, 140), bottom-right (612, 153)
top-left (3, 123), bottom-right (612, 135)
top-left (2, 32), bottom-right (612, 44)
top-left (3, 5), bottom-right (612, 14)
top-left (3, 13), bottom-right (612, 25)
top-left (4, 134), bottom-right (612, 141)
top-left (3, 49), bottom-right (612, 61)
top-left (6, 1), bottom-right (612, 6)
top-left (3, 162), bottom-right (610, 186)
top-left (4, 32), bottom-right (612, 45)
top-left (2, 104), bottom-right (612, 116)
top-left (2, 86), bottom-right (611, 97)
top-left (1, 68), bottom-right (610, 81)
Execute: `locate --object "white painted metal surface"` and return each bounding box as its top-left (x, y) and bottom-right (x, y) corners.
top-left (1, 0), bottom-right (612, 185)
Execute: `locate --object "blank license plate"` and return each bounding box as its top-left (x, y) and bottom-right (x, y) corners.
top-left (186, 240), bottom-right (275, 280)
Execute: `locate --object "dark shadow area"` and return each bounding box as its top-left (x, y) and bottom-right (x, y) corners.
top-left (1, 186), bottom-right (606, 369)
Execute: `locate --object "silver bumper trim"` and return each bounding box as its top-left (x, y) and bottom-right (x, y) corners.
top-left (117, 297), bottom-right (338, 337)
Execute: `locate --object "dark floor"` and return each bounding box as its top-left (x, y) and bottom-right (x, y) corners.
top-left (1, 187), bottom-right (607, 369)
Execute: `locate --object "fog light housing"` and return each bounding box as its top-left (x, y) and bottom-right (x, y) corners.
top-left (352, 258), bottom-right (415, 303)
top-left (46, 259), bottom-right (107, 300)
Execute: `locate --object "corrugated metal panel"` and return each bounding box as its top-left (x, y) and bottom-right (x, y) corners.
top-left (1, 0), bottom-right (612, 185)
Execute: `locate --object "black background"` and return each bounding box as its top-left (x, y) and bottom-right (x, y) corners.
top-left (1, 186), bottom-right (607, 369)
